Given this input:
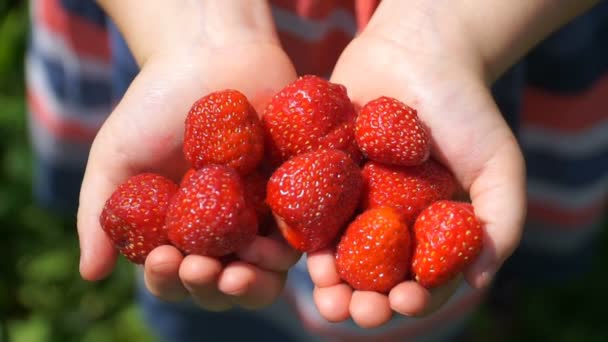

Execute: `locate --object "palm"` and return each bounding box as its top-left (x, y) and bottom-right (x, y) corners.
top-left (77, 43), bottom-right (301, 310)
top-left (308, 35), bottom-right (526, 327)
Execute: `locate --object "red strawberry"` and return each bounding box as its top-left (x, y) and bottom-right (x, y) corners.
top-left (242, 169), bottom-right (274, 236)
top-left (355, 96), bottom-right (430, 166)
top-left (361, 160), bottom-right (457, 225)
top-left (267, 149), bottom-right (362, 252)
top-left (412, 201), bottom-right (483, 288)
top-left (262, 75), bottom-right (360, 164)
top-left (336, 207), bottom-right (411, 293)
top-left (183, 89), bottom-right (264, 175)
top-left (100, 173), bottom-right (178, 264)
top-left (166, 165), bottom-right (258, 257)
top-left (180, 168), bottom-right (197, 187)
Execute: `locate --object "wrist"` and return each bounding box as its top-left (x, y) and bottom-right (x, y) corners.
top-left (97, 0), bottom-right (278, 66)
top-left (361, 0), bottom-right (487, 84)
top-left (454, 0), bottom-right (600, 82)
top-left (363, 0), bottom-right (599, 84)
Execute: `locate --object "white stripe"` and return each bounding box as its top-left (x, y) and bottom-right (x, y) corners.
top-left (26, 53), bottom-right (111, 127)
top-left (271, 6), bottom-right (357, 41)
top-left (31, 0), bottom-right (111, 78)
top-left (527, 174), bottom-right (608, 210)
top-left (521, 219), bottom-right (603, 253)
top-left (28, 114), bottom-right (92, 166)
top-left (30, 24), bottom-right (111, 78)
top-left (521, 119), bottom-right (608, 159)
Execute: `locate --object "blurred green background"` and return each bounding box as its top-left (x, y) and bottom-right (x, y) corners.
top-left (0, 1), bottom-right (152, 341)
top-left (0, 1), bottom-right (606, 342)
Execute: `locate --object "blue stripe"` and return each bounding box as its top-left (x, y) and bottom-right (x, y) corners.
top-left (29, 42), bottom-right (112, 109)
top-left (524, 147), bottom-right (608, 187)
top-left (33, 156), bottom-right (85, 214)
top-left (526, 44), bottom-right (608, 93)
top-left (525, 3), bottom-right (608, 93)
top-left (59, 0), bottom-right (106, 28)
top-left (492, 63), bottom-right (525, 135)
top-left (108, 20), bottom-right (139, 103)
top-left (499, 239), bottom-right (599, 283)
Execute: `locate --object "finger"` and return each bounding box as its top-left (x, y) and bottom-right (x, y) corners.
top-left (421, 275), bottom-right (462, 316)
top-left (307, 249), bottom-right (341, 287)
top-left (218, 261), bottom-right (286, 309)
top-left (77, 139), bottom-right (130, 281)
top-left (466, 141), bottom-right (526, 288)
top-left (313, 284), bottom-right (352, 322)
top-left (388, 281), bottom-right (430, 316)
top-left (349, 291), bottom-right (393, 328)
top-left (144, 245), bottom-right (188, 301)
top-left (179, 254), bottom-right (232, 311)
top-left (236, 235), bottom-right (301, 271)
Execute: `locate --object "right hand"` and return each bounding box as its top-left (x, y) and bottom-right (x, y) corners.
top-left (77, 11), bottom-right (302, 310)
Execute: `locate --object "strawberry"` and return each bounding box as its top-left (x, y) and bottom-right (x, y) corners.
top-left (355, 96), bottom-right (430, 166)
top-left (183, 89), bottom-right (264, 175)
top-left (183, 167), bottom-right (275, 235)
top-left (166, 165), bottom-right (258, 257)
top-left (335, 207), bottom-right (411, 293)
top-left (262, 75), bottom-right (360, 164)
top-left (180, 168), bottom-right (197, 187)
top-left (412, 201), bottom-right (483, 288)
top-left (100, 173), bottom-right (178, 264)
top-left (242, 169), bottom-right (274, 236)
top-left (361, 160), bottom-right (457, 225)
top-left (267, 149), bottom-right (362, 252)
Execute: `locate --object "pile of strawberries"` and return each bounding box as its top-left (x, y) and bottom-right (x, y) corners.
top-left (100, 75), bottom-right (483, 292)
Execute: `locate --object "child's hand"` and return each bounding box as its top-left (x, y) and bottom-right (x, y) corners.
top-left (308, 3), bottom-right (527, 328)
top-left (77, 1), bottom-right (301, 310)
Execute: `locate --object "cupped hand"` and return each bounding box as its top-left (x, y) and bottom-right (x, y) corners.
top-left (76, 42), bottom-right (301, 310)
top-left (308, 25), bottom-right (526, 328)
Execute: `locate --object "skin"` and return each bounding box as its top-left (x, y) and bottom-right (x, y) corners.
top-left (308, 0), bottom-right (597, 327)
top-left (79, 0), bottom-right (598, 328)
top-left (80, 0), bottom-right (301, 311)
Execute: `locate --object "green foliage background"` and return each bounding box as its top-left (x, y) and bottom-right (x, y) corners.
top-left (0, 1), bottom-right (606, 341)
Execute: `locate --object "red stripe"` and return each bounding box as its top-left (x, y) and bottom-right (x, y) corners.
top-left (354, 0), bottom-right (380, 31)
top-left (37, 0), bottom-right (110, 61)
top-left (27, 88), bottom-right (99, 142)
top-left (521, 74), bottom-right (608, 133)
top-left (283, 287), bottom-right (484, 341)
top-left (279, 30), bottom-right (352, 76)
top-left (527, 197), bottom-right (608, 228)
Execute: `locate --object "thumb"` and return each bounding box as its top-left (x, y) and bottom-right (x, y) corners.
top-left (464, 138), bottom-right (527, 288)
top-left (76, 135), bottom-right (126, 280)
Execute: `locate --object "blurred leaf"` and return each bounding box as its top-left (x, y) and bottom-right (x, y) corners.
top-left (2, 142), bottom-right (31, 184)
top-left (0, 5), bottom-right (27, 90)
top-left (17, 283), bottom-right (63, 313)
top-left (21, 247), bottom-right (75, 283)
top-left (112, 305), bottom-right (156, 342)
top-left (8, 316), bottom-right (51, 342)
top-left (0, 95), bottom-right (26, 129)
top-left (17, 205), bottom-right (67, 239)
top-left (81, 321), bottom-right (115, 342)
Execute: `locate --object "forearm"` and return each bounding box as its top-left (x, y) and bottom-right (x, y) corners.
top-left (365, 0), bottom-right (599, 82)
top-left (96, 0), bottom-right (278, 65)
top-left (454, 0), bottom-right (599, 81)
